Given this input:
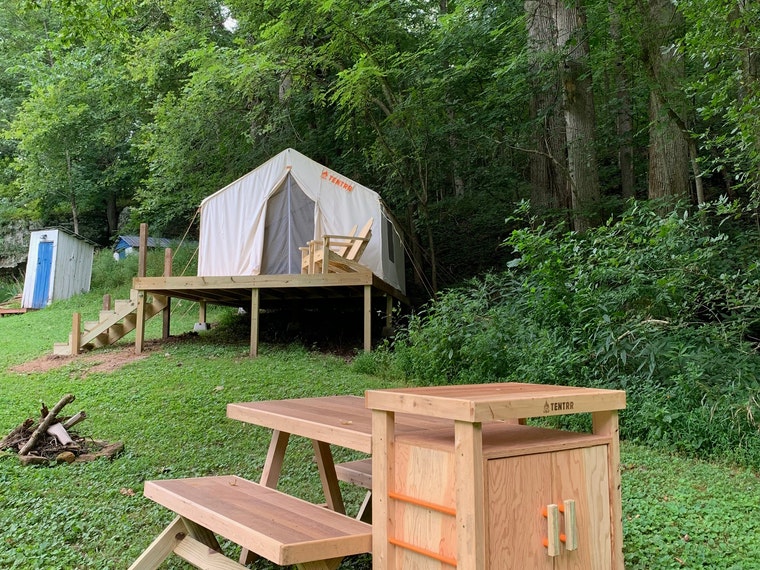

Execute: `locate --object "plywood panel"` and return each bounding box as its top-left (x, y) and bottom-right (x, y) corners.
top-left (393, 441), bottom-right (457, 563)
top-left (394, 442), bottom-right (456, 508)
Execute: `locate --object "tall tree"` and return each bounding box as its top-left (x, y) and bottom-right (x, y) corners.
top-left (525, 0), bottom-right (569, 214)
top-left (643, 0), bottom-right (690, 201)
top-left (555, 0), bottom-right (601, 230)
top-left (609, 0), bottom-right (636, 200)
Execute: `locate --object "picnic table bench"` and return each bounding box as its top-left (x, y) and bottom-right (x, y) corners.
top-left (128, 475), bottom-right (371, 570)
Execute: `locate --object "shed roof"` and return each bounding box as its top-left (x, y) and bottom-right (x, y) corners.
top-left (115, 235), bottom-right (171, 251)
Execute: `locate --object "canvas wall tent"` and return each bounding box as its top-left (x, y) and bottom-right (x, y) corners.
top-left (198, 148), bottom-right (406, 294)
top-left (21, 229), bottom-right (95, 309)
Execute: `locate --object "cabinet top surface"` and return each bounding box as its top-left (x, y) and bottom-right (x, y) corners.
top-left (365, 382), bottom-right (626, 422)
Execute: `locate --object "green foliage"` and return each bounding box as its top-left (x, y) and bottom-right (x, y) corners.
top-left (394, 199), bottom-right (760, 466)
top-left (0, 276), bottom-right (22, 304)
top-left (90, 242), bottom-right (198, 293)
top-left (621, 444), bottom-right (760, 569)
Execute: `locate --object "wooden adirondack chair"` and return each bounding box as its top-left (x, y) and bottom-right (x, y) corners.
top-left (301, 218), bottom-right (373, 275)
top-left (300, 224), bottom-right (357, 274)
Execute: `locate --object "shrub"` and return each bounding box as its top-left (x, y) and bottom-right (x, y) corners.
top-left (393, 199), bottom-right (760, 466)
top-left (91, 241), bottom-right (198, 293)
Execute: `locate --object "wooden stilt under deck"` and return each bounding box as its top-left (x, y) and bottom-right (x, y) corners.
top-left (364, 285), bottom-right (372, 352)
top-left (250, 288), bottom-right (259, 357)
top-left (131, 272), bottom-right (408, 357)
top-left (135, 291), bottom-right (146, 355)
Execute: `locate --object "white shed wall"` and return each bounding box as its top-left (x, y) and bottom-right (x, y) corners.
top-left (21, 229), bottom-right (94, 308)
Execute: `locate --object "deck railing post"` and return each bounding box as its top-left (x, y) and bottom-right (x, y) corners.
top-left (162, 248), bottom-right (172, 340)
top-left (138, 223), bottom-right (148, 278)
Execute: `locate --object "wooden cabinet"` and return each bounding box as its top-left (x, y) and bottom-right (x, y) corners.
top-left (367, 383), bottom-right (626, 570)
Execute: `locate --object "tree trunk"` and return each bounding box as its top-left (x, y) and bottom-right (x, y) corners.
top-left (646, 0), bottom-right (690, 201)
top-left (555, 0), bottom-right (601, 231)
top-left (525, 0), bottom-right (569, 214)
top-left (609, 1), bottom-right (635, 200)
top-left (106, 192), bottom-right (118, 235)
top-left (66, 150), bottom-right (80, 235)
top-left (406, 203), bottom-right (426, 291)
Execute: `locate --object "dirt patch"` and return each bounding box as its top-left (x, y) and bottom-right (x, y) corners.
top-left (9, 345), bottom-right (154, 376)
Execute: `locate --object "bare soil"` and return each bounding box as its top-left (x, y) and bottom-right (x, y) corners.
top-left (9, 344), bottom-right (154, 376)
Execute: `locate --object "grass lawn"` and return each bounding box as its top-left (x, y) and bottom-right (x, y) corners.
top-left (1, 292), bottom-right (759, 569)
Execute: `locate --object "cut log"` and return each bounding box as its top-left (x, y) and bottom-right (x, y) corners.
top-left (20, 454), bottom-right (49, 466)
top-left (19, 394), bottom-right (75, 456)
top-left (63, 411), bottom-right (87, 429)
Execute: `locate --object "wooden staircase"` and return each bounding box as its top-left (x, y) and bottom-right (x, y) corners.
top-left (53, 290), bottom-right (168, 355)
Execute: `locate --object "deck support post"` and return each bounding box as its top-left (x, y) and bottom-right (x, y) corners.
top-left (386, 295), bottom-right (393, 329)
top-left (135, 291), bottom-right (146, 354)
top-left (250, 289), bottom-right (259, 357)
top-left (71, 312), bottom-right (81, 356)
top-left (363, 285), bottom-right (372, 352)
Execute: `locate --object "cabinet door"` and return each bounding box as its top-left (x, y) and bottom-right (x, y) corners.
top-left (487, 452), bottom-right (554, 570)
top-left (486, 445), bottom-right (610, 570)
top-left (552, 446), bottom-right (611, 570)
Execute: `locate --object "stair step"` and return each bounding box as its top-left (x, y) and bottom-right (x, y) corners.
top-left (84, 321), bottom-right (100, 331)
top-left (53, 343), bottom-right (72, 356)
top-left (114, 300), bottom-right (135, 312)
top-left (94, 328), bottom-right (116, 346)
top-left (99, 310), bottom-right (117, 321)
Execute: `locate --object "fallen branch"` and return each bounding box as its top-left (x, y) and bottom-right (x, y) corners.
top-left (19, 394), bottom-right (75, 456)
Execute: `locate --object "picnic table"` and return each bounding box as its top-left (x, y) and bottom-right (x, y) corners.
top-left (226, 395), bottom-right (450, 513)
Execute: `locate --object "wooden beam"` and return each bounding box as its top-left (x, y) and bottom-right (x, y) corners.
top-left (163, 248), bottom-right (172, 340)
top-left (198, 301), bottom-right (207, 323)
top-left (135, 291), bottom-right (146, 354)
top-left (138, 223), bottom-right (148, 278)
top-left (454, 420), bottom-right (486, 569)
top-left (372, 409), bottom-right (396, 570)
top-left (312, 440), bottom-right (346, 514)
top-left (70, 312), bottom-right (81, 356)
top-left (593, 410), bottom-right (624, 570)
top-left (250, 288), bottom-right (259, 357)
top-left (363, 285), bottom-right (371, 352)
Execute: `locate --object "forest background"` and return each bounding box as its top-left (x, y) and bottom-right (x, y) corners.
top-left (0, 0), bottom-right (759, 468)
top-left (1, 0), bottom-right (758, 295)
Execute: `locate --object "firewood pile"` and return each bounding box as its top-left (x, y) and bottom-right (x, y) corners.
top-left (0, 394), bottom-right (123, 466)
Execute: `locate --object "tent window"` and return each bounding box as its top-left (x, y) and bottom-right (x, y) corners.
top-left (385, 217), bottom-right (395, 263)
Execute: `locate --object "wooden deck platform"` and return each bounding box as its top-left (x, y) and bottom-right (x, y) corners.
top-left (0, 308), bottom-right (30, 317)
top-left (132, 272), bottom-right (408, 356)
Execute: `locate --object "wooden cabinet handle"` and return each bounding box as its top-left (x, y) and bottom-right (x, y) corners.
top-left (563, 499), bottom-right (578, 551)
top-left (542, 504), bottom-right (561, 556)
